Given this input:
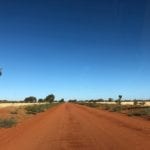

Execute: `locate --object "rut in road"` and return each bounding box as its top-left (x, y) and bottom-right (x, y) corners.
top-left (0, 103), bottom-right (150, 150)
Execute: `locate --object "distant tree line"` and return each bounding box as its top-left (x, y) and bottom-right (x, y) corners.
top-left (68, 95), bottom-right (150, 105)
top-left (24, 94), bottom-right (55, 103)
top-left (0, 94), bottom-right (66, 103)
top-left (23, 94), bottom-right (65, 103)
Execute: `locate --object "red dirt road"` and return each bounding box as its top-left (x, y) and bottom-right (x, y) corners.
top-left (0, 103), bottom-right (150, 150)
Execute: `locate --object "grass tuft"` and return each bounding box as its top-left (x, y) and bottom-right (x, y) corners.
top-left (77, 102), bottom-right (150, 118)
top-left (0, 118), bottom-right (17, 128)
top-left (127, 108), bottom-right (150, 116)
top-left (10, 109), bottom-right (18, 114)
top-left (25, 103), bottom-right (57, 114)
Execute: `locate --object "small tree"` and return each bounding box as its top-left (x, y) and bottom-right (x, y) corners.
top-left (97, 99), bottom-right (104, 102)
top-left (44, 94), bottom-right (55, 103)
top-left (68, 99), bottom-right (77, 103)
top-left (24, 96), bottom-right (37, 103)
top-left (108, 98), bottom-right (113, 102)
top-left (118, 95), bottom-right (122, 100)
top-left (133, 99), bottom-right (138, 106)
top-left (59, 98), bottom-right (64, 103)
top-left (38, 98), bottom-right (44, 103)
top-left (116, 95), bottom-right (122, 105)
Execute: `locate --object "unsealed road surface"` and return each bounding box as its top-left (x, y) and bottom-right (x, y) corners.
top-left (0, 103), bottom-right (150, 150)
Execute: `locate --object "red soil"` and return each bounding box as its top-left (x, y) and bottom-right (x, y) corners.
top-left (0, 103), bottom-right (149, 150)
top-left (0, 106), bottom-right (30, 122)
top-left (0, 107), bottom-right (14, 118)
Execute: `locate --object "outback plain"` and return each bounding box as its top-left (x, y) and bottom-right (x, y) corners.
top-left (0, 101), bottom-right (149, 150)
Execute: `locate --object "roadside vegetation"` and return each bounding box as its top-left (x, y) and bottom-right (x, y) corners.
top-left (80, 102), bottom-right (149, 113)
top-left (0, 118), bottom-right (17, 128)
top-left (25, 103), bottom-right (58, 114)
top-left (0, 93), bottom-right (65, 128)
top-left (72, 96), bottom-right (150, 120)
top-left (77, 102), bottom-right (150, 119)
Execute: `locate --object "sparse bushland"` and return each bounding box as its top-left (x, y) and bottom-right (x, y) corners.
top-left (81, 102), bottom-right (100, 108)
top-left (25, 103), bottom-right (58, 114)
top-left (0, 103), bottom-right (59, 128)
top-left (127, 108), bottom-right (150, 117)
top-left (81, 103), bottom-right (123, 112)
top-left (77, 102), bottom-right (150, 119)
top-left (0, 118), bottom-right (17, 128)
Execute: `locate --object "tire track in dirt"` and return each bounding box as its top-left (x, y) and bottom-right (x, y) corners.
top-left (72, 104), bottom-right (150, 150)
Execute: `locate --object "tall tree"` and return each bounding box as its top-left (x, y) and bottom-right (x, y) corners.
top-left (44, 94), bottom-right (55, 103)
top-left (59, 98), bottom-right (64, 103)
top-left (24, 96), bottom-right (37, 103)
top-left (118, 95), bottom-right (122, 100)
top-left (117, 95), bottom-right (122, 105)
top-left (108, 98), bottom-right (113, 102)
top-left (38, 98), bottom-right (44, 103)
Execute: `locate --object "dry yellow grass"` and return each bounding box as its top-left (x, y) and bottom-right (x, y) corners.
top-left (0, 103), bottom-right (41, 108)
top-left (97, 101), bottom-right (150, 106)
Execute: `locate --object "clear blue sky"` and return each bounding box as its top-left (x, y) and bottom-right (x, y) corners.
top-left (0, 0), bottom-right (150, 100)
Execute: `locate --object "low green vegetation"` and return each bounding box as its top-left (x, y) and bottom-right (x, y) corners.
top-left (0, 118), bottom-right (17, 128)
top-left (79, 103), bottom-right (123, 112)
top-left (0, 93), bottom-right (63, 128)
top-left (127, 108), bottom-right (150, 116)
top-left (77, 102), bottom-right (150, 118)
top-left (25, 103), bottom-right (58, 114)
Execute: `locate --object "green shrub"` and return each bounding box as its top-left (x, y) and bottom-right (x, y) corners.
top-left (86, 103), bottom-right (100, 107)
top-left (25, 105), bottom-right (45, 114)
top-left (127, 108), bottom-right (150, 116)
top-left (109, 105), bottom-right (122, 112)
top-left (0, 118), bottom-right (17, 128)
top-left (25, 103), bottom-right (57, 114)
top-left (133, 100), bottom-right (138, 106)
top-left (78, 102), bottom-right (86, 105)
top-left (102, 104), bottom-right (112, 110)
